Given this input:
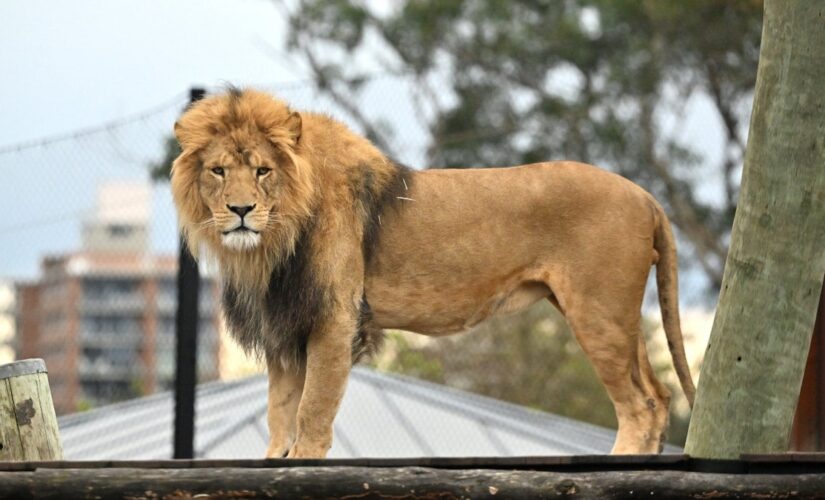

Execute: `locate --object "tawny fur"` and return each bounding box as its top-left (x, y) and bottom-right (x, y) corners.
top-left (171, 88), bottom-right (696, 459)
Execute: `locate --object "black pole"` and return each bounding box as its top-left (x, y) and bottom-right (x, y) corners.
top-left (173, 87), bottom-right (206, 459)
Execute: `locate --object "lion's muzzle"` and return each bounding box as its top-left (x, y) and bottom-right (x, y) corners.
top-left (222, 204), bottom-right (262, 250)
top-left (222, 227), bottom-right (261, 250)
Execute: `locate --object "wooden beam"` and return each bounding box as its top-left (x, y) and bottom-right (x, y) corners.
top-left (2, 465), bottom-right (825, 499)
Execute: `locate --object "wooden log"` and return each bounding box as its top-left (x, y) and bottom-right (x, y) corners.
top-left (1, 466), bottom-right (825, 499)
top-left (0, 359), bottom-right (63, 461)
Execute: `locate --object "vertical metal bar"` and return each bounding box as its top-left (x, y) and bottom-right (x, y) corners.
top-left (173, 87), bottom-right (206, 459)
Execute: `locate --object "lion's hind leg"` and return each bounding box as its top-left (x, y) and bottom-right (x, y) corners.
top-left (633, 331), bottom-right (672, 451)
top-left (548, 268), bottom-right (671, 455)
top-left (563, 306), bottom-right (670, 454)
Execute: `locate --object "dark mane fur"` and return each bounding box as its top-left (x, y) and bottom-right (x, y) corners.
top-left (222, 216), bottom-right (331, 368)
top-left (222, 161), bottom-right (413, 367)
top-left (350, 161), bottom-right (413, 361)
top-left (358, 162), bottom-right (414, 264)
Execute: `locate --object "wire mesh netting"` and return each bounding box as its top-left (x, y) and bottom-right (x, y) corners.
top-left (1, 76), bottom-right (542, 459)
top-left (2, 75), bottom-right (700, 459)
top-left (2, 92), bottom-right (223, 413)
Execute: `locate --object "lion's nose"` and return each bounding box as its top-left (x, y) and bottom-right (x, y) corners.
top-left (227, 204), bottom-right (256, 218)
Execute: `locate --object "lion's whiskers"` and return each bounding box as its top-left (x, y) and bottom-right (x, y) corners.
top-left (264, 214), bottom-right (285, 229)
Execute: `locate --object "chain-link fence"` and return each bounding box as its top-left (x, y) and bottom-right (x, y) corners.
top-left (2, 75), bottom-right (703, 459)
top-left (3, 92), bottom-right (199, 415)
top-left (0, 77), bottom-right (517, 458)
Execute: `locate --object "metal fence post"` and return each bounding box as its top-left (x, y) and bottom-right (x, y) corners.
top-left (173, 87), bottom-right (206, 459)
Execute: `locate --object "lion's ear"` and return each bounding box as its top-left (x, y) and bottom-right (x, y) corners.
top-left (171, 149), bottom-right (209, 229)
top-left (174, 110), bottom-right (212, 151)
top-left (284, 111), bottom-right (302, 145)
top-left (170, 148), bottom-right (193, 178)
top-left (174, 120), bottom-right (195, 150)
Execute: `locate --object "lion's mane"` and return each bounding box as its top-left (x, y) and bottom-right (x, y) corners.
top-left (171, 88), bottom-right (410, 367)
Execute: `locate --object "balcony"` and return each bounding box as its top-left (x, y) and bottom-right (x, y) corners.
top-left (81, 294), bottom-right (145, 313)
top-left (80, 331), bottom-right (142, 348)
top-left (78, 358), bottom-right (140, 380)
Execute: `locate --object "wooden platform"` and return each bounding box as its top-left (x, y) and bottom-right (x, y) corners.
top-left (2, 454), bottom-right (825, 498)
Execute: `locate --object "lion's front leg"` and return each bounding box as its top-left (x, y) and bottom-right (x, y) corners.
top-left (287, 318), bottom-right (355, 459)
top-left (265, 355), bottom-right (305, 458)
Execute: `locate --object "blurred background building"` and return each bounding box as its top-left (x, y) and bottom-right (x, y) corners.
top-left (14, 183), bottom-right (221, 414)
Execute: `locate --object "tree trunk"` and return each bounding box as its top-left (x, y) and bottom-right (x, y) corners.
top-left (685, 0), bottom-right (825, 458)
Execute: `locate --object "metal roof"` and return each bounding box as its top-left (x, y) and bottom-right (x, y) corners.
top-left (59, 367), bottom-right (678, 459)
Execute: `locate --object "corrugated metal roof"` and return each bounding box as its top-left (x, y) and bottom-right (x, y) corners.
top-left (58, 367), bottom-right (678, 459)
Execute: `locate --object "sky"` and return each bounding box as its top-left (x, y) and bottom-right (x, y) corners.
top-left (0, 0), bottom-right (728, 306)
top-left (0, 1), bottom-right (297, 280)
top-left (0, 0), bottom-right (297, 145)
top-left (0, 0), bottom-right (425, 281)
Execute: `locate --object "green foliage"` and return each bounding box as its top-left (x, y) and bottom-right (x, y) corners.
top-left (75, 398), bottom-right (94, 413)
top-left (149, 135), bottom-right (181, 182)
top-left (377, 331), bottom-right (446, 383)
top-left (286, 0), bottom-right (763, 289)
top-left (285, 2), bottom-right (759, 440)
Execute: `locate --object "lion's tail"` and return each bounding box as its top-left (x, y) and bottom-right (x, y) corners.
top-left (653, 201), bottom-right (696, 408)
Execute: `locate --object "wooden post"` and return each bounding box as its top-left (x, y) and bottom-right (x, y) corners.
top-left (0, 359), bottom-right (62, 460)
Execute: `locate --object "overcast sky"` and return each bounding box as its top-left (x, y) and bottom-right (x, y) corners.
top-left (0, 0), bottom-right (725, 306)
top-left (0, 0), bottom-right (310, 280)
top-left (0, 0), bottom-right (299, 144)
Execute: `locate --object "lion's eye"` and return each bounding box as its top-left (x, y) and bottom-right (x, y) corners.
top-left (256, 167), bottom-right (272, 177)
top-left (211, 167), bottom-right (225, 176)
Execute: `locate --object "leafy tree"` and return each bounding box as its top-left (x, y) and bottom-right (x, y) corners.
top-left (277, 2), bottom-right (763, 439)
top-left (281, 0), bottom-right (763, 290)
top-left (148, 3), bottom-right (764, 444)
top-left (149, 135), bottom-right (180, 182)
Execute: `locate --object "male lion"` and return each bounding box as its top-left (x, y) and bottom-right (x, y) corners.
top-left (171, 88), bottom-right (695, 458)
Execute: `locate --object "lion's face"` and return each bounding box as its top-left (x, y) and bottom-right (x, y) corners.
top-left (197, 136), bottom-right (284, 251)
top-left (171, 89), bottom-right (314, 260)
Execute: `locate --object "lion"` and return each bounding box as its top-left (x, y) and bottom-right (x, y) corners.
top-left (171, 87), bottom-right (696, 458)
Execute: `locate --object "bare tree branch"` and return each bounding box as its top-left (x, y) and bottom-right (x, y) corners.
top-left (301, 42), bottom-right (395, 154)
top-left (640, 98), bottom-right (726, 286)
top-left (705, 61), bottom-right (745, 214)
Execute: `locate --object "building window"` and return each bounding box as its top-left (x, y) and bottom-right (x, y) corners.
top-left (107, 224), bottom-right (133, 238)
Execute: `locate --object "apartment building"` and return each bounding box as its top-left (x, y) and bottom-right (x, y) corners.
top-left (16, 183), bottom-right (221, 414)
